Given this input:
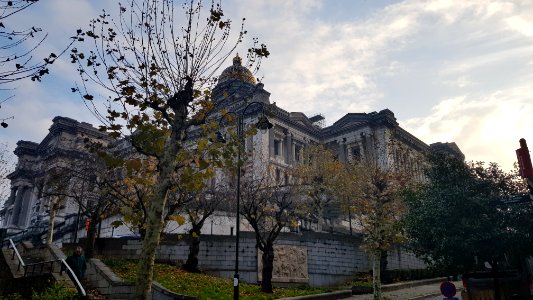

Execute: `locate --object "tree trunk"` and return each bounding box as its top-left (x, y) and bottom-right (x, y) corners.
top-left (133, 77), bottom-right (190, 300)
top-left (139, 226), bottom-right (146, 240)
top-left (372, 250), bottom-right (383, 300)
top-left (184, 226), bottom-right (201, 272)
top-left (261, 243), bottom-right (275, 293)
top-left (491, 260), bottom-right (501, 300)
top-left (46, 198), bottom-right (58, 244)
top-left (84, 212), bottom-right (99, 259)
top-left (133, 134), bottom-right (182, 300)
top-left (380, 250), bottom-right (389, 284)
top-left (133, 178), bottom-right (171, 299)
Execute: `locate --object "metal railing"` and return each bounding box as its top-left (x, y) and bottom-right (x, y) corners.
top-left (8, 238), bottom-right (25, 272)
top-left (4, 238), bottom-right (86, 297)
top-left (60, 258), bottom-right (87, 296)
top-left (1, 225), bottom-right (47, 245)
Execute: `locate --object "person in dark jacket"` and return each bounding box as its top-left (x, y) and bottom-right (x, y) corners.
top-left (66, 246), bottom-right (87, 280)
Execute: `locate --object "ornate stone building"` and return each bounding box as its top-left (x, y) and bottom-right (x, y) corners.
top-left (0, 117), bottom-right (112, 235)
top-left (0, 56), bottom-right (463, 238)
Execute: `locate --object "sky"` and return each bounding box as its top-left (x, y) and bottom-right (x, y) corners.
top-left (1, 0), bottom-right (533, 172)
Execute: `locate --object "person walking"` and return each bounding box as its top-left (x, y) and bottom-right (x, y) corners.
top-left (66, 246), bottom-right (87, 280)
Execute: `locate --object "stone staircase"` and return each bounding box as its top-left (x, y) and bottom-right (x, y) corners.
top-left (0, 240), bottom-right (82, 295)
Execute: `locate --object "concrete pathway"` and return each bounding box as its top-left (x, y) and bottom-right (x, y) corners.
top-left (347, 280), bottom-right (463, 300)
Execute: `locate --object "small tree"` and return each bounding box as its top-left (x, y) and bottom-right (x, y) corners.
top-left (296, 142), bottom-right (415, 300)
top-left (70, 1), bottom-right (268, 297)
top-left (348, 161), bottom-right (408, 300)
top-left (181, 183), bottom-right (230, 272)
top-left (62, 159), bottom-right (117, 258)
top-left (40, 167), bottom-right (70, 244)
top-left (292, 145), bottom-right (344, 231)
top-left (240, 170), bottom-right (301, 293)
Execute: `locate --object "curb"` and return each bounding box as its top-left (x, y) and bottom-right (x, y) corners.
top-left (277, 290), bottom-right (352, 300)
top-left (277, 278), bottom-right (450, 300)
top-left (407, 292), bottom-right (442, 300)
top-left (382, 277), bottom-right (447, 292)
top-left (407, 287), bottom-right (463, 300)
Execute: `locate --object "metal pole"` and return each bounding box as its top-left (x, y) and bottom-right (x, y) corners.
top-left (234, 115), bottom-right (243, 300)
top-left (73, 171), bottom-right (85, 244)
top-left (73, 205), bottom-right (81, 243)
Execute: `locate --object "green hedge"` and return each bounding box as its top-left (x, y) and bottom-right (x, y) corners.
top-left (384, 268), bottom-right (448, 283)
top-left (353, 268), bottom-right (448, 285)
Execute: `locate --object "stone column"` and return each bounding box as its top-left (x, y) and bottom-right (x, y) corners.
top-left (339, 141), bottom-right (347, 162)
top-left (6, 187), bottom-right (16, 206)
top-left (268, 129), bottom-right (274, 158)
top-left (10, 186), bottom-right (25, 227)
top-left (285, 133), bottom-right (293, 164)
top-left (17, 187), bottom-right (33, 227)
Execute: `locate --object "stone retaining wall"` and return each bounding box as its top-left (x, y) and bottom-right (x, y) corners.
top-left (87, 258), bottom-right (197, 300)
top-left (79, 232), bottom-right (425, 287)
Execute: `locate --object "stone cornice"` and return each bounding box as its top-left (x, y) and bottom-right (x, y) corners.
top-left (321, 109), bottom-right (399, 139)
top-left (269, 106), bottom-right (322, 138)
top-left (6, 168), bottom-right (36, 180)
top-left (13, 141), bottom-right (39, 156)
top-left (36, 116), bottom-right (112, 156)
top-left (393, 127), bottom-right (430, 152)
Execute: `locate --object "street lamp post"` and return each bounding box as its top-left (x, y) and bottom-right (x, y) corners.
top-left (219, 101), bottom-right (272, 300)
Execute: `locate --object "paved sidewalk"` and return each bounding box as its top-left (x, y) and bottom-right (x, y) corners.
top-left (347, 280), bottom-right (462, 300)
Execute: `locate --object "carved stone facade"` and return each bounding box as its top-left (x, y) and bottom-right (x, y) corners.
top-left (1, 56), bottom-right (463, 238)
top-left (258, 245), bottom-right (309, 284)
top-left (0, 117), bottom-right (112, 234)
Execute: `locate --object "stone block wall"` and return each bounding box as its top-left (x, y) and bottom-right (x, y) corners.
top-left (84, 232), bottom-right (426, 287)
top-left (87, 258), bottom-right (197, 300)
top-left (386, 245), bottom-right (426, 270)
top-left (281, 233), bottom-right (370, 286)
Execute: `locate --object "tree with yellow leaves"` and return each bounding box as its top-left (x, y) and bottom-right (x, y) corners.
top-left (181, 182), bottom-right (232, 272)
top-left (239, 167), bottom-right (303, 293)
top-left (71, 0), bottom-right (268, 297)
top-left (295, 142), bottom-right (416, 300)
top-left (346, 161), bottom-right (409, 300)
top-left (292, 145), bottom-right (345, 231)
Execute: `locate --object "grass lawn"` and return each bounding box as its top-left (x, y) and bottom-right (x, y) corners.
top-left (103, 259), bottom-right (336, 299)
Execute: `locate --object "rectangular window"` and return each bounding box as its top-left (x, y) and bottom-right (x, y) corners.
top-left (295, 145), bottom-right (302, 161)
top-left (351, 146), bottom-right (361, 161)
top-left (274, 140), bottom-right (280, 156)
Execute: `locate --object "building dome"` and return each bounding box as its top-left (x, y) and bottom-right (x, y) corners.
top-left (217, 54), bottom-right (256, 85)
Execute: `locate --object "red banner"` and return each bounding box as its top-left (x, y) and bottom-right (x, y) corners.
top-left (517, 146), bottom-right (533, 178)
top-left (85, 218), bottom-right (91, 232)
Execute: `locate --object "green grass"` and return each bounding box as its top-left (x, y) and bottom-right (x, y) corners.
top-left (0, 284), bottom-right (84, 300)
top-left (103, 259), bottom-right (334, 299)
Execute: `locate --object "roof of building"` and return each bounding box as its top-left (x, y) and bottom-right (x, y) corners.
top-left (217, 54), bottom-right (256, 86)
top-left (430, 142), bottom-right (465, 160)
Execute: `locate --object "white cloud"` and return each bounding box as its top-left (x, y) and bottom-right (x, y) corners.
top-left (402, 87), bottom-right (533, 170)
top-left (3, 0), bottom-right (533, 173)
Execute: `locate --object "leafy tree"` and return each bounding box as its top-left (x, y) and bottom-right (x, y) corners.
top-left (239, 169), bottom-right (302, 293)
top-left (59, 159), bottom-right (117, 259)
top-left (100, 154), bottom-right (160, 239)
top-left (40, 167), bottom-right (70, 244)
top-left (181, 183), bottom-right (231, 272)
top-left (292, 145), bottom-right (344, 231)
top-left (403, 153), bottom-right (532, 275)
top-left (296, 143), bottom-right (415, 300)
top-left (70, 0), bottom-right (268, 298)
top-left (349, 161), bottom-right (409, 300)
